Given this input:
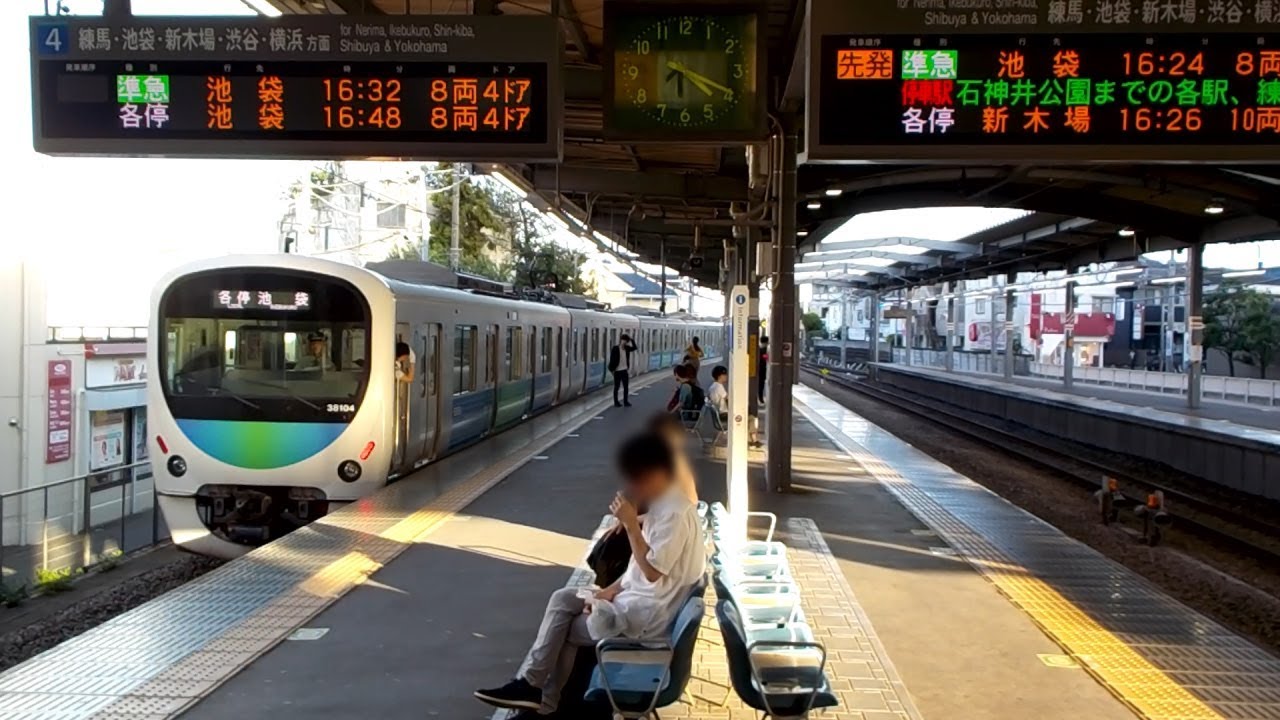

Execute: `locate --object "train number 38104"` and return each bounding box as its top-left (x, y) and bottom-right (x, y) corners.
top-left (327, 403), bottom-right (357, 413)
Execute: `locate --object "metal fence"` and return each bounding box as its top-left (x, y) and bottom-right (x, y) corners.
top-left (0, 461), bottom-right (166, 590)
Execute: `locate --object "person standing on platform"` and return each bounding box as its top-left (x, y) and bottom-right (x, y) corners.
top-left (757, 335), bottom-right (769, 405)
top-left (685, 336), bottom-right (704, 380)
top-left (609, 333), bottom-right (637, 407)
top-left (474, 433), bottom-right (703, 716)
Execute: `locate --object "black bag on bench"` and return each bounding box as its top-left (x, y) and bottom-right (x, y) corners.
top-left (587, 528), bottom-right (632, 588)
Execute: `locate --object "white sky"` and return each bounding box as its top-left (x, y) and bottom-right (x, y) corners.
top-left (13, 0), bottom-right (305, 327)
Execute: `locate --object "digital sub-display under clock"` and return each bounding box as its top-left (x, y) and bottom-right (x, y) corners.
top-left (37, 60), bottom-right (549, 144)
top-left (817, 34), bottom-right (1280, 147)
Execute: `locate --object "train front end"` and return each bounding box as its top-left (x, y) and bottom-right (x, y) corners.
top-left (148, 257), bottom-right (392, 559)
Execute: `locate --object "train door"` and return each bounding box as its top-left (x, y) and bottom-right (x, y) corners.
top-left (555, 326), bottom-right (565, 403)
top-left (581, 326), bottom-right (590, 393)
top-left (414, 323), bottom-right (441, 461)
top-left (486, 324), bottom-right (499, 431)
top-left (392, 321), bottom-right (412, 472)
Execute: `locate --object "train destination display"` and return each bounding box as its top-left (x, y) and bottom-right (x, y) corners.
top-left (30, 15), bottom-right (561, 161)
top-left (805, 0), bottom-right (1280, 161)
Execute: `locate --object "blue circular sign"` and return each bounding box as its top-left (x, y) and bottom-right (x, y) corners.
top-left (735, 294), bottom-right (747, 305)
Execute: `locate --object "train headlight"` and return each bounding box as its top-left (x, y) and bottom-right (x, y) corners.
top-left (167, 455), bottom-right (187, 477)
top-left (338, 460), bottom-right (362, 483)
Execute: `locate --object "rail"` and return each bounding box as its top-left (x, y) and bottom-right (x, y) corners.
top-left (0, 461), bottom-right (165, 590)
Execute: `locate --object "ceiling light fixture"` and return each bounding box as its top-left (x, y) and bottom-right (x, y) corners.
top-left (1118, 227), bottom-right (1135, 237)
top-left (825, 188), bottom-right (843, 197)
top-left (797, 229), bottom-right (809, 237)
top-left (806, 200), bottom-right (822, 210)
top-left (1204, 199), bottom-right (1225, 215)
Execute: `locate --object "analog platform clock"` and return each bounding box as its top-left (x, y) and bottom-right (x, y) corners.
top-left (603, 3), bottom-right (766, 141)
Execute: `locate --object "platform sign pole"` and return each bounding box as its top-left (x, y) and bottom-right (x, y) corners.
top-left (1187, 242), bottom-right (1205, 409)
top-left (728, 286), bottom-right (751, 541)
top-left (1004, 289), bottom-right (1016, 380)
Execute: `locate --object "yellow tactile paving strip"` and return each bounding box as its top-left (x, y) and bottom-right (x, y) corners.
top-left (795, 386), bottom-right (1280, 720)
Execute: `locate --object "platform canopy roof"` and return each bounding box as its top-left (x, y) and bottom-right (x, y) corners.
top-left (264, 0), bottom-right (1280, 289)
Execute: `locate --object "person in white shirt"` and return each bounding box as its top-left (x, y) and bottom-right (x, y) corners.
top-left (474, 433), bottom-right (704, 715)
top-left (708, 365), bottom-right (762, 448)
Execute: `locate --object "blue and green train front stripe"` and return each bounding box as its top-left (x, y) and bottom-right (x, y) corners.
top-left (176, 419), bottom-right (347, 470)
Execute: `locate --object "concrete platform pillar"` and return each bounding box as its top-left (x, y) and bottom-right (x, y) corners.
top-left (1063, 281), bottom-right (1076, 390)
top-left (766, 122), bottom-right (798, 493)
top-left (1003, 288), bottom-right (1016, 380)
top-left (870, 291), bottom-right (882, 374)
top-left (944, 282), bottom-right (955, 371)
top-left (904, 299), bottom-right (913, 366)
top-left (1187, 242), bottom-right (1205, 409)
top-left (988, 283), bottom-right (999, 374)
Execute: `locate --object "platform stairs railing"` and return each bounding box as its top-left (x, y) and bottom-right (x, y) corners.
top-left (703, 503), bottom-right (837, 719)
top-left (0, 460), bottom-right (164, 591)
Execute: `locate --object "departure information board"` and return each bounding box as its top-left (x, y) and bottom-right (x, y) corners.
top-left (30, 15), bottom-right (561, 161)
top-left (805, 0), bottom-right (1280, 162)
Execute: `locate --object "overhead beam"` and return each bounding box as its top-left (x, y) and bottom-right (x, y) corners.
top-left (556, 0), bottom-right (593, 63)
top-left (531, 166), bottom-right (748, 202)
top-left (815, 236), bottom-right (981, 254)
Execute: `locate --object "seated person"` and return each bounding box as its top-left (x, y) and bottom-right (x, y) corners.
top-left (708, 365), bottom-right (762, 448)
top-left (665, 364), bottom-right (703, 424)
top-left (294, 332), bottom-right (334, 372)
top-left (475, 433), bottom-right (704, 716)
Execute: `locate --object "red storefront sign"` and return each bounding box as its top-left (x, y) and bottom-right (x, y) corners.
top-left (1041, 311), bottom-right (1116, 338)
top-left (46, 359), bottom-right (74, 464)
top-left (1029, 293), bottom-right (1042, 340)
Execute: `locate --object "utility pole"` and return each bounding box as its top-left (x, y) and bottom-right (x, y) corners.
top-left (449, 164), bottom-right (462, 271)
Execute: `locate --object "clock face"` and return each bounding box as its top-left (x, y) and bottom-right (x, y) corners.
top-left (606, 9), bottom-right (762, 139)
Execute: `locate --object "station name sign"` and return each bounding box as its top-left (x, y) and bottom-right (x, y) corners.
top-left (805, 0), bottom-right (1280, 162)
top-left (30, 15), bottom-right (562, 161)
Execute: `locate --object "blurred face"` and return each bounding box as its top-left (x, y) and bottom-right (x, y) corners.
top-left (715, 373), bottom-right (727, 384)
top-left (625, 467), bottom-right (671, 506)
top-left (309, 340), bottom-right (325, 357)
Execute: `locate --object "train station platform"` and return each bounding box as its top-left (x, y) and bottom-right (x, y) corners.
top-left (873, 363), bottom-right (1280, 502)
top-left (3, 377), bottom-right (1280, 720)
top-left (898, 364), bottom-right (1280, 432)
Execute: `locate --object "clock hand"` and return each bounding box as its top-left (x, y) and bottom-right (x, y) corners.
top-left (678, 64), bottom-right (733, 95)
top-left (665, 60), bottom-right (714, 97)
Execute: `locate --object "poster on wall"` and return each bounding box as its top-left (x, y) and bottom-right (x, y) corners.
top-left (132, 408), bottom-right (148, 463)
top-left (46, 359), bottom-right (73, 464)
top-left (90, 410), bottom-right (126, 471)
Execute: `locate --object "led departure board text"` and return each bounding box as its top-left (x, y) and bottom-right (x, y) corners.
top-left (41, 61), bottom-right (547, 146)
top-left (817, 34), bottom-right (1280, 151)
top-left (30, 15), bottom-right (562, 160)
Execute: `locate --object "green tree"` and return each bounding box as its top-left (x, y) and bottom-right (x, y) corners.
top-left (489, 183), bottom-right (593, 295)
top-left (801, 312), bottom-right (827, 339)
top-left (425, 163), bottom-right (507, 281)
top-left (1204, 281), bottom-right (1280, 377)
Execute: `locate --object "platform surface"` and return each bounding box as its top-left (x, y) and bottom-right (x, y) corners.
top-left (795, 384), bottom-right (1280, 720)
top-left (6, 378), bottom-right (1279, 720)
top-left (877, 363), bottom-right (1280, 446)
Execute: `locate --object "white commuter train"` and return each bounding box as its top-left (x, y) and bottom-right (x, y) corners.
top-left (148, 255), bottom-right (724, 558)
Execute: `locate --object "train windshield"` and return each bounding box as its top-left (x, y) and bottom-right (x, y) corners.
top-left (160, 269), bottom-right (371, 423)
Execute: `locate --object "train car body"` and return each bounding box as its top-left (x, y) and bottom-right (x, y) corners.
top-left (147, 255), bottom-right (723, 559)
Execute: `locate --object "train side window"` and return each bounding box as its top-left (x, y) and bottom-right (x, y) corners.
top-left (591, 328), bottom-right (599, 361)
top-left (453, 325), bottom-right (476, 395)
top-left (572, 329), bottom-right (579, 363)
top-left (609, 329), bottom-right (617, 350)
top-left (540, 327), bottom-right (552, 373)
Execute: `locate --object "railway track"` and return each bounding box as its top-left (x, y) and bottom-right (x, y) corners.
top-left (799, 363), bottom-right (1280, 568)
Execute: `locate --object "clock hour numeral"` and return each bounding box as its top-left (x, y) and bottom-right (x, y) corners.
top-left (732, 63), bottom-right (744, 79)
top-left (703, 104), bottom-right (714, 120)
top-left (680, 18), bottom-right (693, 35)
top-left (637, 88), bottom-right (647, 103)
top-left (636, 39), bottom-right (651, 54)
top-left (657, 103), bottom-right (667, 118)
top-left (626, 65), bottom-right (639, 80)
top-left (680, 107), bottom-right (691, 123)
top-left (725, 38), bottom-right (737, 53)
top-left (723, 88), bottom-right (735, 102)
top-left (657, 23), bottom-right (668, 40)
